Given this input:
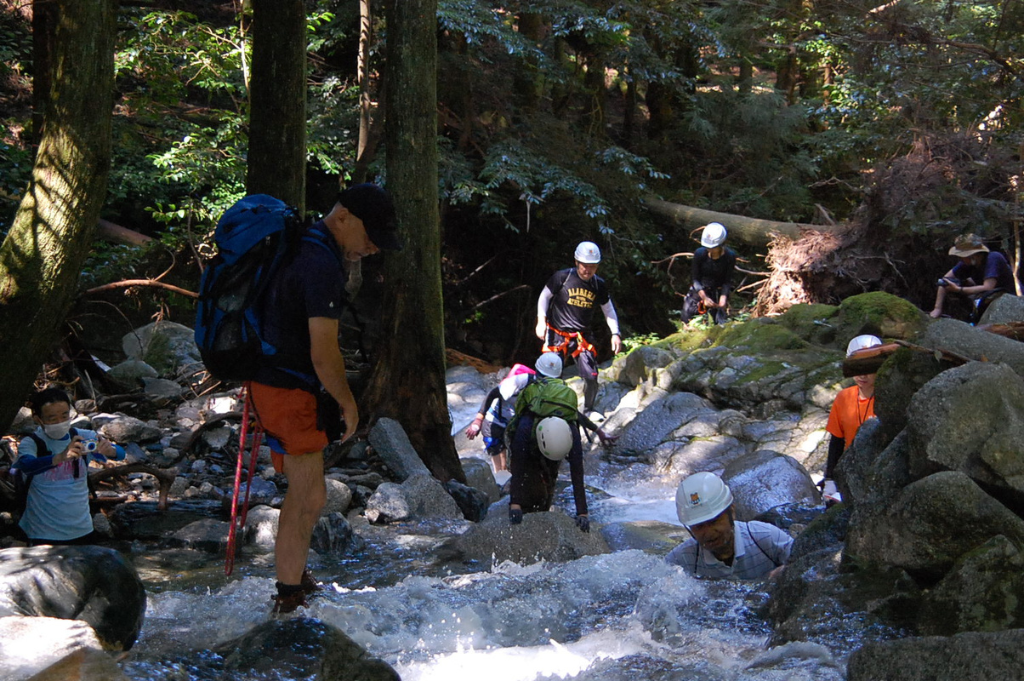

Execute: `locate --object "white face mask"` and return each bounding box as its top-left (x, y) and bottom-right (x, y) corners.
top-left (42, 420), bottom-right (71, 440)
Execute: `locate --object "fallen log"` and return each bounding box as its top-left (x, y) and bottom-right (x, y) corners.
top-left (89, 463), bottom-right (176, 511)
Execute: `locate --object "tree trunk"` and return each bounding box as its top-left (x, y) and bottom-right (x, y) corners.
top-left (0, 0), bottom-right (116, 434)
top-left (644, 197), bottom-right (831, 248)
top-left (246, 0), bottom-right (306, 213)
top-left (363, 0), bottom-right (465, 484)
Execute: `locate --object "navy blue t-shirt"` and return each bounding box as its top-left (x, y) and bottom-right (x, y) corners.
top-left (952, 251), bottom-right (1015, 293)
top-left (253, 221), bottom-right (346, 390)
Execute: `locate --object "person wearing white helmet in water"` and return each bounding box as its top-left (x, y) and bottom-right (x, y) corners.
top-left (821, 333), bottom-right (884, 505)
top-left (681, 222), bottom-right (737, 326)
top-left (535, 241), bottom-right (622, 419)
top-left (507, 352), bottom-right (616, 532)
top-left (665, 472), bottom-right (793, 579)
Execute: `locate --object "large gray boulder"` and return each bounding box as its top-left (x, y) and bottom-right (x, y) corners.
top-left (906, 361), bottom-right (1024, 509)
top-left (978, 292), bottom-right (1024, 325)
top-left (845, 471), bottom-right (1024, 580)
top-left (0, 546), bottom-right (146, 650)
top-left (311, 512), bottom-right (363, 555)
top-left (614, 392), bottom-right (717, 455)
top-left (847, 629), bottom-right (1024, 681)
top-left (617, 346), bottom-right (677, 388)
top-left (0, 616), bottom-right (125, 681)
top-left (461, 457), bottom-right (500, 503)
top-left (214, 617), bottom-right (399, 680)
top-left (399, 473), bottom-right (463, 520)
top-left (921, 318), bottom-right (1024, 376)
top-left (722, 450), bottom-right (819, 521)
top-left (364, 483), bottom-right (411, 524)
top-left (446, 508), bottom-right (610, 564)
top-left (122, 321), bottom-right (202, 377)
top-left (833, 420), bottom-right (910, 507)
top-left (916, 535), bottom-right (1024, 636)
top-left (368, 418), bottom-right (431, 482)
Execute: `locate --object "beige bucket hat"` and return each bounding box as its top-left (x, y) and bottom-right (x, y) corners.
top-left (948, 233), bottom-right (990, 257)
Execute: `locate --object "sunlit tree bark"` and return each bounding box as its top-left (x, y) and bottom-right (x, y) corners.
top-left (0, 0), bottom-right (117, 433)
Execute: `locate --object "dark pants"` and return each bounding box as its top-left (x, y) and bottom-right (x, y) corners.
top-left (543, 329), bottom-right (599, 413)
top-left (509, 413), bottom-right (583, 513)
top-left (682, 284), bottom-right (728, 325)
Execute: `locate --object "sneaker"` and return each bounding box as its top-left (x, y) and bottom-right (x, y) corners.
top-left (271, 589), bottom-right (309, 616)
top-left (300, 568), bottom-right (322, 595)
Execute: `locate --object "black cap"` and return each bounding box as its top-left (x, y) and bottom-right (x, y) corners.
top-left (337, 183), bottom-right (402, 251)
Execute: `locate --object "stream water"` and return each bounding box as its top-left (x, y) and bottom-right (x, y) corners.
top-left (117, 445), bottom-right (859, 681)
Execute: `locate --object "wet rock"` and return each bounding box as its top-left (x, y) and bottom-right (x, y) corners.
top-left (214, 617), bottom-right (399, 680)
top-left (365, 483), bottom-right (411, 524)
top-left (663, 435), bottom-right (747, 475)
top-left (906, 361), bottom-right (1024, 512)
top-left (218, 476), bottom-right (277, 512)
top-left (754, 502), bottom-right (827, 534)
top-left (978, 292), bottom-right (1024, 325)
top-left (122, 321), bottom-right (202, 378)
top-left (618, 346), bottom-right (677, 388)
top-left (400, 473), bottom-right (463, 520)
top-left (615, 392), bottom-right (716, 455)
top-left (9, 406), bottom-right (36, 435)
top-left (917, 535), bottom-right (1024, 636)
top-left (0, 616), bottom-right (124, 681)
top-left (323, 479), bottom-right (353, 515)
top-left (243, 505), bottom-right (279, 550)
top-left (461, 457), bottom-right (500, 503)
top-left (110, 499), bottom-right (222, 540)
top-left (845, 471), bottom-right (1024, 581)
top-left (310, 512), bottom-right (363, 554)
top-left (443, 479), bottom-right (489, 522)
top-left (447, 507), bottom-right (610, 564)
top-left (141, 377), bottom-right (184, 399)
top-left (106, 360), bottom-right (159, 390)
top-left (98, 415), bottom-right (163, 445)
top-left (345, 471), bottom-right (384, 489)
top-left (169, 518), bottom-right (231, 553)
top-left (722, 450), bottom-right (819, 521)
top-left (368, 418), bottom-right (431, 482)
top-left (600, 520), bottom-right (688, 554)
top-left (847, 628), bottom-right (1024, 681)
top-left (0, 546), bottom-right (146, 650)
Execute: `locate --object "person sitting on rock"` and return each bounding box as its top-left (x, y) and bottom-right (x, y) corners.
top-left (14, 387), bottom-right (125, 546)
top-left (465, 363), bottom-right (536, 473)
top-left (930, 233), bottom-right (1015, 322)
top-left (507, 352), bottom-right (616, 532)
top-left (665, 472), bottom-right (792, 579)
top-left (821, 334), bottom-right (882, 505)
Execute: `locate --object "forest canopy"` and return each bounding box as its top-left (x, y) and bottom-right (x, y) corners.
top-left (0, 0), bottom-right (1021, 361)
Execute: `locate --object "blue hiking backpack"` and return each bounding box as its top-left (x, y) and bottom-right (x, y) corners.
top-left (194, 195), bottom-right (305, 382)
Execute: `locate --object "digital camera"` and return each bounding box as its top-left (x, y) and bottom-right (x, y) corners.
top-left (82, 439), bottom-right (99, 453)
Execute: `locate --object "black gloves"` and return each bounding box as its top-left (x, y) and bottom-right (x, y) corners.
top-left (575, 514), bottom-right (590, 533)
top-left (509, 507), bottom-right (523, 525)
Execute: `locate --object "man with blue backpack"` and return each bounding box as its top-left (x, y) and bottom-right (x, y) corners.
top-left (197, 183), bottom-right (400, 615)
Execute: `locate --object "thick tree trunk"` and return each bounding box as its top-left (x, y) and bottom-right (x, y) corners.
top-left (363, 0), bottom-right (465, 484)
top-left (644, 197), bottom-right (830, 248)
top-left (246, 0), bottom-right (306, 212)
top-left (0, 0), bottom-right (116, 434)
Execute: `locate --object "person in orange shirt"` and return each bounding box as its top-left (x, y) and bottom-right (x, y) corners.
top-left (822, 334), bottom-right (883, 504)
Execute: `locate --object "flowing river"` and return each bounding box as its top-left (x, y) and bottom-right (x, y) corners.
top-left (114, 370), bottom-right (886, 680)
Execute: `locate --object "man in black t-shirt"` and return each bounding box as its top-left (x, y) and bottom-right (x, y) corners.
top-left (681, 222), bottom-right (737, 326)
top-left (250, 183), bottom-right (401, 615)
top-left (534, 241), bottom-right (622, 416)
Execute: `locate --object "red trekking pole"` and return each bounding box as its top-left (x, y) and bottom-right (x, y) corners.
top-left (225, 384), bottom-right (263, 576)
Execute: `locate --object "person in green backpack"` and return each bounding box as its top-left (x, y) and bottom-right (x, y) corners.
top-left (507, 352), bottom-right (616, 532)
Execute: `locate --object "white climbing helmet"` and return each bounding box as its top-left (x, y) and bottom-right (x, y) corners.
top-left (700, 222), bottom-right (727, 248)
top-left (574, 241), bottom-right (602, 264)
top-left (846, 334), bottom-right (883, 357)
top-left (535, 416), bottom-right (574, 461)
top-left (676, 472), bottom-right (733, 527)
top-left (535, 352), bottom-right (563, 378)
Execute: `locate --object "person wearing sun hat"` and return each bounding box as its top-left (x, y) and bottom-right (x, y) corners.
top-left (929, 233), bottom-right (1015, 322)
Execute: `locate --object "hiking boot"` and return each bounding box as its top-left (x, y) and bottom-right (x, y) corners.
top-left (271, 582), bottom-right (309, 617)
top-left (300, 568), bottom-right (322, 595)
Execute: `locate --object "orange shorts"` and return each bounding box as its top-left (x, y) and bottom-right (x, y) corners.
top-left (248, 382), bottom-right (327, 472)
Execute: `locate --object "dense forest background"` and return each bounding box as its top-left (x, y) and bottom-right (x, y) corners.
top-left (0, 0), bottom-right (1021, 368)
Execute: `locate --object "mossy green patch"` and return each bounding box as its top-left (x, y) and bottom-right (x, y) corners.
top-left (833, 292), bottom-right (928, 344)
top-left (142, 333), bottom-right (175, 376)
top-left (715, 318), bottom-right (809, 352)
top-left (777, 303), bottom-right (840, 345)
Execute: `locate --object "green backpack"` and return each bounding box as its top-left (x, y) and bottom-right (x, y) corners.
top-left (507, 377), bottom-right (580, 442)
